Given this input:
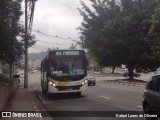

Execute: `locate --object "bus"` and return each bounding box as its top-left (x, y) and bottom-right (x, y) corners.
top-left (41, 49), bottom-right (88, 96)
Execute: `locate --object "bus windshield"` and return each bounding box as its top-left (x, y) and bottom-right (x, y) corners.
top-left (50, 57), bottom-right (85, 77)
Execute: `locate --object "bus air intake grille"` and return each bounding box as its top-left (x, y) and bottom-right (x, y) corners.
top-left (56, 85), bottom-right (81, 91)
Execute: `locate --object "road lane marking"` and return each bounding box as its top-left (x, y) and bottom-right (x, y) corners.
top-left (100, 96), bottom-right (111, 99)
top-left (137, 106), bottom-right (143, 108)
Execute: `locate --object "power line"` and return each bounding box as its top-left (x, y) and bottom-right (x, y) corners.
top-left (36, 39), bottom-right (74, 45)
top-left (31, 28), bottom-right (78, 40)
top-left (31, 46), bottom-right (49, 50)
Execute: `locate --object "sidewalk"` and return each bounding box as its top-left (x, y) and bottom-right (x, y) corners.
top-left (1, 84), bottom-right (53, 120)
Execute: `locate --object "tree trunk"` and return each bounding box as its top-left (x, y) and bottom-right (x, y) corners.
top-left (100, 66), bottom-right (103, 74)
top-left (112, 66), bottom-right (115, 74)
top-left (128, 65), bottom-right (134, 80)
top-left (9, 63), bottom-right (13, 78)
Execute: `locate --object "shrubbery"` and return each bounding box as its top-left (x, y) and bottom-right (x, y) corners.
top-left (0, 74), bottom-right (10, 85)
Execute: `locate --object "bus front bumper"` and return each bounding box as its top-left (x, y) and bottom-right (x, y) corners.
top-left (48, 83), bottom-right (87, 93)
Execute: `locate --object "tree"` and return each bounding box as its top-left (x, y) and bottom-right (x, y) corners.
top-left (78, 0), bottom-right (122, 72)
top-left (79, 0), bottom-right (160, 79)
top-left (0, 0), bottom-right (35, 77)
top-left (148, 3), bottom-right (160, 57)
top-left (69, 43), bottom-right (77, 49)
top-left (118, 0), bottom-right (160, 78)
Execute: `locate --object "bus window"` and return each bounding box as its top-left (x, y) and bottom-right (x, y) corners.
top-left (50, 57), bottom-right (85, 76)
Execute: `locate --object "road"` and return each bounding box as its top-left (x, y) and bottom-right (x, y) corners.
top-left (26, 72), bottom-right (147, 120)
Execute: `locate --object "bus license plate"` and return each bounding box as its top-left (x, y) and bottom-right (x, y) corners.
top-left (65, 88), bottom-right (72, 91)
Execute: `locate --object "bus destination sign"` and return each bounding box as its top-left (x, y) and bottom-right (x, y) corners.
top-left (55, 51), bottom-right (80, 56)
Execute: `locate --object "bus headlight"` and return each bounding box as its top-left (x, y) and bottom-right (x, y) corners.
top-left (49, 82), bottom-right (52, 85)
top-left (49, 82), bottom-right (56, 87)
top-left (81, 80), bottom-right (87, 86)
top-left (52, 83), bottom-right (56, 87)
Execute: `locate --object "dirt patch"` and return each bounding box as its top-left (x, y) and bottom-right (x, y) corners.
top-left (120, 79), bottom-right (147, 83)
top-left (108, 79), bottom-right (147, 84)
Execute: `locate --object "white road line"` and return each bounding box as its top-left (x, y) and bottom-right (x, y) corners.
top-left (137, 105), bottom-right (143, 108)
top-left (100, 96), bottom-right (111, 99)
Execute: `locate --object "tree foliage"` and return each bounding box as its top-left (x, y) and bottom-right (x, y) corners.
top-left (79, 0), bottom-right (160, 79)
top-left (148, 3), bottom-right (160, 58)
top-left (0, 0), bottom-right (23, 64)
top-left (0, 0), bottom-right (36, 77)
top-left (0, 0), bottom-right (36, 65)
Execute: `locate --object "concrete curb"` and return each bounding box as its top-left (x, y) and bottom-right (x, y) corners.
top-left (106, 80), bottom-right (146, 87)
top-left (33, 88), bottom-right (54, 120)
top-left (0, 79), bottom-right (19, 111)
top-left (37, 94), bottom-right (46, 105)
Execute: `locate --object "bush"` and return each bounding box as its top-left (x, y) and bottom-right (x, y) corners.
top-left (0, 74), bottom-right (10, 85)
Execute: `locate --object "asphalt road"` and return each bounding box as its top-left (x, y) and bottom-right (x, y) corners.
top-left (26, 72), bottom-right (147, 120)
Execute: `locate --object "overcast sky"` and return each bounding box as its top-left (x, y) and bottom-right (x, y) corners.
top-left (21, 0), bottom-right (92, 53)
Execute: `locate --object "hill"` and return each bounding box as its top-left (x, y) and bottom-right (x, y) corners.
top-left (28, 52), bottom-right (47, 60)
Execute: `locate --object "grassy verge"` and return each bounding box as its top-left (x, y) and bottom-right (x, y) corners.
top-left (119, 79), bottom-right (147, 83)
top-left (94, 72), bottom-right (122, 77)
top-left (0, 74), bottom-right (11, 86)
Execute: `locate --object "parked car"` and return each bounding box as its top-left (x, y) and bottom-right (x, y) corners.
top-left (122, 72), bottom-right (141, 77)
top-left (142, 75), bottom-right (160, 120)
top-left (86, 75), bottom-right (96, 86)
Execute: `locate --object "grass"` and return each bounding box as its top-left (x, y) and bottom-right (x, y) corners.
top-left (94, 72), bottom-right (122, 77)
top-left (0, 74), bottom-right (11, 86)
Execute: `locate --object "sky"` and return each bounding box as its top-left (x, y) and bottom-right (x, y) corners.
top-left (21, 0), bottom-right (92, 53)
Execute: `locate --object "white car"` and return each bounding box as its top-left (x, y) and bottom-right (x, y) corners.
top-left (143, 75), bottom-right (160, 120)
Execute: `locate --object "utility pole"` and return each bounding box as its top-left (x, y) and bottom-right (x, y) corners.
top-left (24, 0), bottom-right (28, 88)
top-left (81, 36), bottom-right (84, 49)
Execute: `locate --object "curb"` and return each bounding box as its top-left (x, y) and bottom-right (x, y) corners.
top-left (37, 94), bottom-right (46, 105)
top-left (31, 87), bottom-right (47, 105)
top-left (32, 88), bottom-right (54, 120)
top-left (106, 80), bottom-right (146, 87)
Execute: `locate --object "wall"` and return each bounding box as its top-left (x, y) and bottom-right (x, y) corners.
top-left (0, 79), bottom-right (19, 111)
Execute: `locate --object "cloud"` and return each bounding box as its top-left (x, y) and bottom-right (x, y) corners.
top-left (28, 0), bottom-right (92, 53)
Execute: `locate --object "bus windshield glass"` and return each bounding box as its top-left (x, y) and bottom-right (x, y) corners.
top-left (50, 57), bottom-right (85, 77)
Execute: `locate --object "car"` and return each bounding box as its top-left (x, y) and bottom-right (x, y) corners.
top-left (86, 75), bottom-right (96, 86)
top-left (122, 72), bottom-right (140, 77)
top-left (142, 75), bottom-right (160, 120)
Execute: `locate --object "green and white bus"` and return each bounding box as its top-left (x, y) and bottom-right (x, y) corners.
top-left (41, 50), bottom-right (88, 96)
